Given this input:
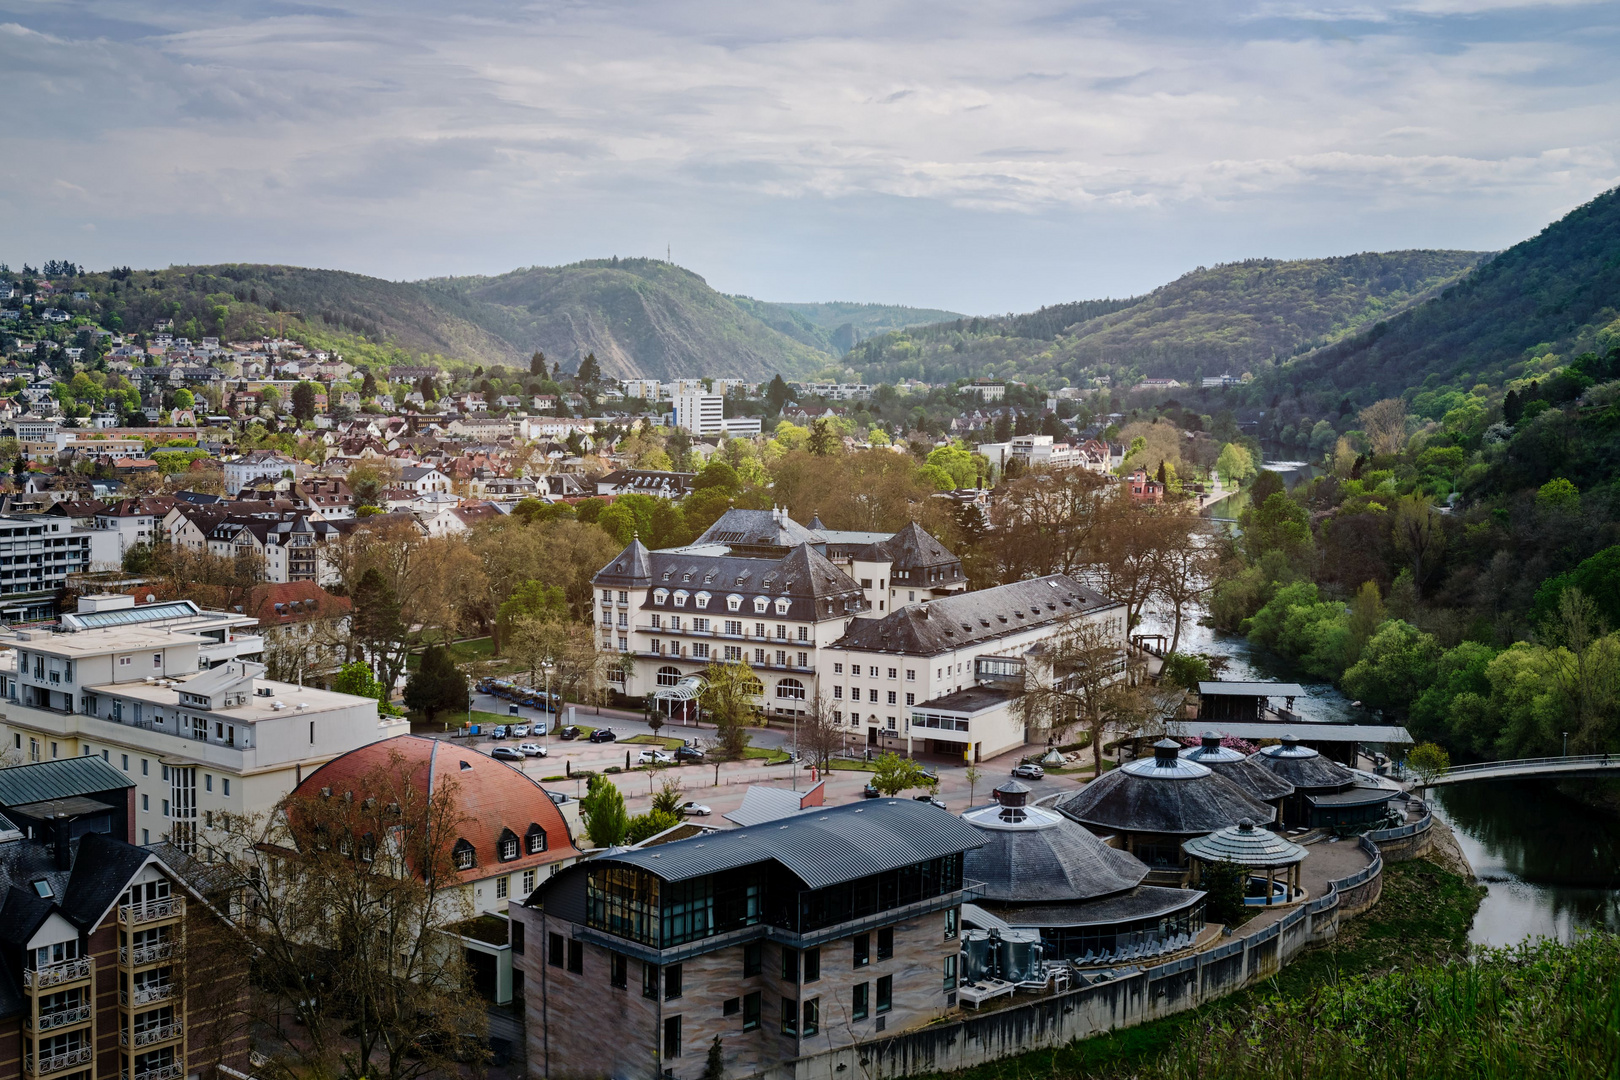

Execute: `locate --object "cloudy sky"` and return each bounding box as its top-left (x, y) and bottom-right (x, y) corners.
top-left (3, 0), bottom-right (1617, 312)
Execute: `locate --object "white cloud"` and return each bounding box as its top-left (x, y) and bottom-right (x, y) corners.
top-left (0, 0), bottom-right (1616, 307)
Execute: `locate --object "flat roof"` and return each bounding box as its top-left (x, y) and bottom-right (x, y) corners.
top-left (1306, 785), bottom-right (1400, 808)
top-left (1166, 720), bottom-right (1414, 744)
top-left (912, 685), bottom-right (1018, 715)
top-left (10, 626), bottom-right (209, 655)
top-left (1197, 682), bottom-right (1308, 697)
top-left (89, 678), bottom-right (373, 720)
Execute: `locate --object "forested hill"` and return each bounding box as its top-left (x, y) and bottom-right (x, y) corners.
top-left (725, 298), bottom-right (967, 355)
top-left (1277, 186), bottom-right (1620, 402)
top-left (845, 250), bottom-right (1485, 387)
top-left (48, 260), bottom-right (840, 380)
top-left (422, 259), bottom-right (832, 380)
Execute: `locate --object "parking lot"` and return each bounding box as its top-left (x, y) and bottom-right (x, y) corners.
top-left (446, 690), bottom-right (1096, 823)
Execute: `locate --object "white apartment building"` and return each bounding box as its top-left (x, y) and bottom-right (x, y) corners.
top-left (825, 575), bottom-right (1126, 761)
top-left (0, 626), bottom-right (406, 850)
top-left (672, 390), bottom-right (725, 435)
top-left (225, 449), bottom-right (300, 495)
top-left (0, 515), bottom-right (92, 622)
top-left (621, 378), bottom-right (662, 401)
top-left (592, 509), bottom-right (971, 714)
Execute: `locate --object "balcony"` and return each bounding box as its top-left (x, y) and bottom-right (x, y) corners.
top-left (26, 1046), bottom-right (93, 1076)
top-left (23, 959), bottom-right (92, 990)
top-left (120, 942), bottom-right (174, 967)
top-left (29, 1005), bottom-right (93, 1032)
top-left (120, 897), bottom-right (184, 926)
top-left (121, 983), bottom-right (175, 1007)
top-left (123, 1065), bottom-right (184, 1080)
top-left (122, 1021), bottom-right (184, 1048)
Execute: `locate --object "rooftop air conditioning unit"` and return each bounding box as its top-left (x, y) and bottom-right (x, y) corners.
top-left (271, 701), bottom-right (285, 709)
top-left (144, 676), bottom-right (156, 684)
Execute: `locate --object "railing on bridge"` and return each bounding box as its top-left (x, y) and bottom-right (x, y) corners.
top-left (1425, 753), bottom-right (1619, 784)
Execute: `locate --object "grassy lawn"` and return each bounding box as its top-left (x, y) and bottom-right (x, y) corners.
top-left (740, 747), bottom-right (794, 764)
top-left (624, 734), bottom-right (688, 749)
top-left (827, 759), bottom-right (881, 772)
top-left (931, 858), bottom-right (1485, 1080)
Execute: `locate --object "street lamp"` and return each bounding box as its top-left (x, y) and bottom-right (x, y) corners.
top-left (1563, 731), bottom-right (1569, 757)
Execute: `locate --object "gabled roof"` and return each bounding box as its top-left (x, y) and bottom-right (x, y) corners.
top-left (595, 538), bottom-right (654, 587)
top-left (861, 521), bottom-right (961, 573)
top-left (0, 756), bottom-right (133, 808)
top-left (695, 508), bottom-right (824, 551)
top-left (832, 575), bottom-right (1117, 657)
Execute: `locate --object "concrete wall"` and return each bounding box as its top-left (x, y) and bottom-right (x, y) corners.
top-left (754, 838), bottom-right (1384, 1080)
top-left (1366, 808), bottom-right (1434, 862)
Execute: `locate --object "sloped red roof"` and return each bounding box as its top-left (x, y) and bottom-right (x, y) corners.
top-left (245, 581), bottom-right (351, 625)
top-left (293, 735), bottom-right (578, 882)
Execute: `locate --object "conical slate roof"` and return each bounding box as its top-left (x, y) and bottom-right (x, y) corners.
top-left (1251, 735), bottom-right (1358, 792)
top-left (1056, 740), bottom-right (1277, 836)
top-left (1182, 733), bottom-right (1295, 803)
top-left (594, 538), bottom-right (653, 587)
top-left (1183, 819), bottom-right (1308, 868)
top-left (962, 799), bottom-right (1148, 903)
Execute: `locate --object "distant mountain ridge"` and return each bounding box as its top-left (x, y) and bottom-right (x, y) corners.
top-left (725, 298), bottom-right (968, 355)
top-left (846, 251), bottom-right (1487, 387)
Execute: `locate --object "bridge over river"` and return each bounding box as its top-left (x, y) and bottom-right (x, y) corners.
top-left (1423, 753), bottom-right (1620, 787)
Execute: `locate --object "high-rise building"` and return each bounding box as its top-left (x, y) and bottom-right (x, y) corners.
top-left (671, 391), bottom-right (724, 435)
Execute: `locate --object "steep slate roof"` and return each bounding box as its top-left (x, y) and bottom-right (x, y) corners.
top-left (596, 799), bottom-right (983, 889)
top-left (1251, 735), bottom-right (1360, 792)
top-left (1056, 742), bottom-right (1276, 836)
top-left (636, 543), bottom-right (867, 624)
top-left (832, 575), bottom-right (1117, 657)
top-left (595, 538), bottom-right (655, 588)
top-left (961, 802), bottom-right (1147, 903)
top-left (292, 734), bottom-right (578, 882)
top-left (59, 831), bottom-right (151, 929)
top-left (859, 521), bottom-right (963, 577)
top-left (695, 508), bottom-right (825, 553)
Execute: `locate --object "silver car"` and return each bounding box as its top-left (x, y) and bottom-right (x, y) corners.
top-left (518, 743), bottom-right (548, 758)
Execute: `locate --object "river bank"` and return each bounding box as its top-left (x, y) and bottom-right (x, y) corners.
top-left (927, 856), bottom-right (1485, 1080)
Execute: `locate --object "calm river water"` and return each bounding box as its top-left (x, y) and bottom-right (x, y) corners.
top-left (1154, 469), bottom-right (1620, 947)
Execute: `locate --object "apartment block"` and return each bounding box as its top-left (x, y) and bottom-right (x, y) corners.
top-left (513, 800), bottom-right (980, 1080)
top-left (0, 626), bottom-right (406, 851)
top-left (0, 517), bottom-right (92, 623)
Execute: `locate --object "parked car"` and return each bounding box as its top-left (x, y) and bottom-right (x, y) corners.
top-left (1011, 762), bottom-right (1045, 780)
top-left (681, 801), bottom-right (713, 817)
top-left (862, 783), bottom-right (882, 799)
top-left (491, 746), bottom-right (524, 762)
top-left (913, 793), bottom-right (948, 809)
top-left (674, 745), bottom-right (706, 763)
top-left (510, 723), bottom-right (530, 738)
top-left (639, 749), bottom-right (675, 764)
top-left (490, 725), bottom-right (508, 740)
top-left (518, 743), bottom-right (548, 758)
top-left (588, 728), bottom-right (617, 743)
top-left (532, 721), bottom-right (549, 737)
top-left (558, 726), bottom-right (582, 740)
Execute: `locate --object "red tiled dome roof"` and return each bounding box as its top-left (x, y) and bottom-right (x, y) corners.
top-left (293, 734), bottom-right (577, 880)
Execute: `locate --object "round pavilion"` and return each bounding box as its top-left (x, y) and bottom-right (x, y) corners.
top-left (1252, 734), bottom-right (1398, 830)
top-left (1182, 819), bottom-right (1309, 907)
top-left (1053, 739), bottom-right (1277, 885)
top-left (1180, 732), bottom-right (1295, 811)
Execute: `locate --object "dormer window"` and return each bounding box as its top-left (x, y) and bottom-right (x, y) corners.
top-left (695, 591), bottom-right (711, 609)
top-left (453, 838), bottom-right (476, 870)
top-left (753, 597), bottom-right (769, 614)
top-left (499, 828), bottom-right (519, 861)
top-left (526, 823), bottom-right (547, 854)
top-left (727, 595), bottom-right (742, 612)
top-left (774, 598), bottom-right (791, 616)
top-left (673, 590), bottom-right (689, 607)
top-left (653, 589), bottom-right (669, 605)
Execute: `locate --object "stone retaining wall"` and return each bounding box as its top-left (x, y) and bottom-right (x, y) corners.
top-left (760, 838), bottom-right (1384, 1080)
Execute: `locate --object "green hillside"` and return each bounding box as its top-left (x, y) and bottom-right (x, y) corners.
top-left (846, 251), bottom-right (1485, 386)
top-left (37, 260), bottom-right (839, 380)
top-left (726, 298), bottom-right (967, 354)
top-left (425, 259), bottom-right (831, 380)
top-left (1279, 187), bottom-right (1620, 403)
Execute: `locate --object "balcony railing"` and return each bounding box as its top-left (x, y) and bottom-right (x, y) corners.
top-left (121, 983), bottom-right (175, 1007)
top-left (123, 1064), bottom-right (184, 1080)
top-left (23, 959), bottom-right (93, 990)
top-left (123, 1021), bottom-right (184, 1048)
top-left (30, 1005), bottom-right (93, 1032)
top-left (26, 1045), bottom-right (93, 1076)
top-left (120, 897), bottom-right (184, 925)
top-left (120, 942), bottom-right (174, 966)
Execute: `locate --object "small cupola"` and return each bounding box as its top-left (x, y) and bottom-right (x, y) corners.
top-left (992, 780), bottom-right (1030, 823)
top-left (1152, 738), bottom-right (1181, 767)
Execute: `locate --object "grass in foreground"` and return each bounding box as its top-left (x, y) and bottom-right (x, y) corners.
top-left (935, 859), bottom-right (1486, 1080)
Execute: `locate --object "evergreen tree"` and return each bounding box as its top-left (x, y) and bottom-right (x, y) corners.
top-left (403, 645), bottom-right (469, 723)
top-left (529, 350), bottom-right (546, 376)
top-left (1503, 388), bottom-right (1523, 425)
top-left (807, 418), bottom-right (837, 456)
top-left (576, 352), bottom-right (602, 392)
top-left (765, 374), bottom-right (791, 415)
top-left (291, 381), bottom-right (318, 421)
top-left (580, 774), bottom-right (629, 848)
top-left (701, 1036), bottom-right (725, 1080)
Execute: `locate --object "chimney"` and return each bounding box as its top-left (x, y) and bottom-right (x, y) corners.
top-left (53, 813), bottom-right (72, 871)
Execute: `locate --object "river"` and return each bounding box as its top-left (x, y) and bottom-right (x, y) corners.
top-left (1147, 593), bottom-right (1620, 947)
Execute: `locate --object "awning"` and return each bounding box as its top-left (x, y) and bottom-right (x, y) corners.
top-left (655, 675), bottom-right (706, 702)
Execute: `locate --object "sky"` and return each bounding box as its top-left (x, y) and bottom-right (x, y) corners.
top-left (2, 0), bottom-right (1618, 314)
